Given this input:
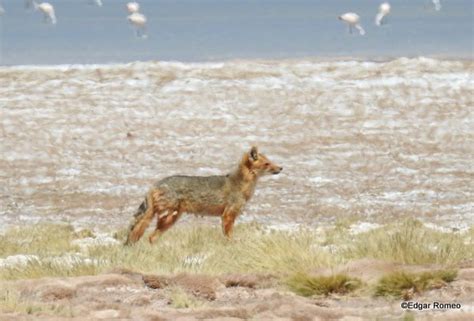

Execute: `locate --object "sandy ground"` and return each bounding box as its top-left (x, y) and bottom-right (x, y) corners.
top-left (1, 58), bottom-right (473, 232)
top-left (0, 259), bottom-right (472, 321)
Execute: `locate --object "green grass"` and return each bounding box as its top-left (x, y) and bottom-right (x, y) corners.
top-left (286, 273), bottom-right (362, 297)
top-left (374, 269), bottom-right (458, 299)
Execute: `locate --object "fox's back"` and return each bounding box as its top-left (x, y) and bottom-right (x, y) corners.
top-left (154, 175), bottom-right (231, 214)
top-left (156, 175), bottom-right (227, 193)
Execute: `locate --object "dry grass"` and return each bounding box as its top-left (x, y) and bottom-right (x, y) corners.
top-left (402, 312), bottom-right (416, 321)
top-left (0, 223), bottom-right (334, 280)
top-left (0, 224), bottom-right (80, 257)
top-left (88, 223), bottom-right (335, 276)
top-left (374, 269), bottom-right (458, 299)
top-left (338, 219), bottom-right (471, 265)
top-left (166, 286), bottom-right (205, 309)
top-left (0, 224), bottom-right (100, 280)
top-left (0, 286), bottom-right (73, 316)
top-left (286, 273), bottom-right (362, 297)
top-left (0, 219), bottom-right (471, 283)
top-left (0, 257), bottom-right (99, 280)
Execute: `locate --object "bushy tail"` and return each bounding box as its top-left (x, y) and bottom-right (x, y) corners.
top-left (124, 193), bottom-right (154, 245)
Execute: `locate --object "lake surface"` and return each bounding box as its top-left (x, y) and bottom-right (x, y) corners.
top-left (0, 0), bottom-right (472, 65)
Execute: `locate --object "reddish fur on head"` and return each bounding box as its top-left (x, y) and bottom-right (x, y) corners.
top-left (246, 146), bottom-right (283, 176)
top-left (240, 146), bottom-right (283, 177)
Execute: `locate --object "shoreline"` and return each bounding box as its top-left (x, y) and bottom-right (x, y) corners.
top-left (0, 54), bottom-right (473, 69)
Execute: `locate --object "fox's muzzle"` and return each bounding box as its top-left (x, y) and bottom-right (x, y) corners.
top-left (272, 167), bottom-right (283, 175)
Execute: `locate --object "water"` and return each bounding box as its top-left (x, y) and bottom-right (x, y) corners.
top-left (1, 58), bottom-right (473, 230)
top-left (0, 0), bottom-right (472, 65)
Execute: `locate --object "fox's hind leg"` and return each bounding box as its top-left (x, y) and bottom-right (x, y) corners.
top-left (149, 206), bottom-right (182, 244)
top-left (126, 189), bottom-right (163, 245)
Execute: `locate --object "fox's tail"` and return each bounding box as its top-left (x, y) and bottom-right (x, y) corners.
top-left (124, 192), bottom-right (155, 245)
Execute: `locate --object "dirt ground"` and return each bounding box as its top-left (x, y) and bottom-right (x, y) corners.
top-left (1, 259), bottom-right (472, 321)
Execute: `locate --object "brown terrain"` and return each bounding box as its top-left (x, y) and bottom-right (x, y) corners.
top-left (1, 259), bottom-right (472, 321)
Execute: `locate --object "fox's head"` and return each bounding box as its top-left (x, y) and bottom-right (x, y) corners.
top-left (247, 146), bottom-right (283, 176)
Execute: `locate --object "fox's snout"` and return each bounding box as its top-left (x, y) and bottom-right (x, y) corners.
top-left (272, 167), bottom-right (283, 175)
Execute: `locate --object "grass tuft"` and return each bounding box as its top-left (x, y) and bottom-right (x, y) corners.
top-left (374, 269), bottom-right (457, 299)
top-left (345, 219), bottom-right (471, 265)
top-left (167, 286), bottom-right (205, 309)
top-left (0, 286), bottom-right (72, 316)
top-left (0, 224), bottom-right (79, 257)
top-left (0, 257), bottom-right (99, 280)
top-left (286, 273), bottom-right (362, 297)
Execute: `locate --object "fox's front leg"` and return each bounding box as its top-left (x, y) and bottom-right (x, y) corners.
top-left (221, 207), bottom-right (240, 239)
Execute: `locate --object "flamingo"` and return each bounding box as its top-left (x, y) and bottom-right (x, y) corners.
top-left (90, 0), bottom-right (103, 7)
top-left (432, 0), bottom-right (441, 11)
top-left (126, 2), bottom-right (140, 14)
top-left (375, 2), bottom-right (391, 26)
top-left (338, 12), bottom-right (365, 35)
top-left (34, 2), bottom-right (57, 24)
top-left (128, 12), bottom-right (147, 38)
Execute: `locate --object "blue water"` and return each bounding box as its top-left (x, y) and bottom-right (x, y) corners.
top-left (0, 0), bottom-right (472, 65)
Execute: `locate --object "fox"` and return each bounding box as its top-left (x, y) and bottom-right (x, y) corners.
top-left (125, 146), bottom-right (283, 245)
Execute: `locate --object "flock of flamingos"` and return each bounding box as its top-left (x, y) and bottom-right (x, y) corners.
top-left (338, 0), bottom-right (441, 36)
top-left (0, 1), bottom-right (147, 38)
top-left (0, 1), bottom-right (443, 38)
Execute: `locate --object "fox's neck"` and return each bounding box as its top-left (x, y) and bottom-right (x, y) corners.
top-left (228, 155), bottom-right (259, 201)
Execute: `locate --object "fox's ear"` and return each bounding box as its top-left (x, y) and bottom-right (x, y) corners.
top-left (250, 146), bottom-right (259, 161)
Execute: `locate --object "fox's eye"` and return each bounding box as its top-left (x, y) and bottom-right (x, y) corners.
top-left (265, 162), bottom-right (270, 166)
